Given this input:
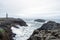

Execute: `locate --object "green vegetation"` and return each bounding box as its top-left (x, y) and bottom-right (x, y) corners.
top-left (0, 28), bottom-right (5, 33)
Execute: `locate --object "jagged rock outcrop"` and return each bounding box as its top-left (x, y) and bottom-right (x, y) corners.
top-left (38, 21), bottom-right (60, 30)
top-left (0, 18), bottom-right (28, 40)
top-left (28, 21), bottom-right (60, 40)
top-left (34, 19), bottom-right (45, 22)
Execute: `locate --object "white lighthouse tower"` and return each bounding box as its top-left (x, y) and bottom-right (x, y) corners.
top-left (6, 12), bottom-right (8, 19)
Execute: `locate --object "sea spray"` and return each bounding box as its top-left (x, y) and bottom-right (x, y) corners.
top-left (11, 20), bottom-right (44, 40)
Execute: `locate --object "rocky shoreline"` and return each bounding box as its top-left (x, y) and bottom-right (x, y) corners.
top-left (27, 21), bottom-right (60, 40)
top-left (0, 18), bottom-right (27, 40)
top-left (0, 18), bottom-right (60, 40)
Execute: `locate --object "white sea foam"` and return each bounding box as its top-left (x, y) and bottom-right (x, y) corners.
top-left (11, 20), bottom-right (44, 40)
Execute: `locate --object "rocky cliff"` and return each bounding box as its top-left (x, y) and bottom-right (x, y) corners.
top-left (28, 21), bottom-right (60, 40)
top-left (0, 18), bottom-right (27, 40)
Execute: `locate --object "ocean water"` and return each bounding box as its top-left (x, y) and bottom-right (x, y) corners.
top-left (11, 19), bottom-right (45, 40)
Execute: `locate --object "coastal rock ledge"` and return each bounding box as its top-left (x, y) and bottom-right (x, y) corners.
top-left (27, 21), bottom-right (60, 40)
top-left (0, 18), bottom-right (27, 40)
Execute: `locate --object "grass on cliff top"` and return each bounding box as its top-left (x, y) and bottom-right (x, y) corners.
top-left (0, 28), bottom-right (5, 32)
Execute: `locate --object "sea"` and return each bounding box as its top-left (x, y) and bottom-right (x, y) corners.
top-left (11, 18), bottom-right (60, 40)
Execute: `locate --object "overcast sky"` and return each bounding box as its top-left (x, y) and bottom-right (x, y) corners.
top-left (0, 0), bottom-right (60, 19)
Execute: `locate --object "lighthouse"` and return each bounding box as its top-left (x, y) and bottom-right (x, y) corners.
top-left (6, 12), bottom-right (8, 19)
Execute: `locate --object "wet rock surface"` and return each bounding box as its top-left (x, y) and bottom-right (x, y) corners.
top-left (0, 18), bottom-right (27, 40)
top-left (28, 21), bottom-right (60, 40)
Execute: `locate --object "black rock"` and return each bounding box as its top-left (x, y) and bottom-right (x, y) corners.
top-left (34, 19), bottom-right (45, 22)
top-left (38, 21), bottom-right (60, 30)
top-left (28, 21), bottom-right (60, 40)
